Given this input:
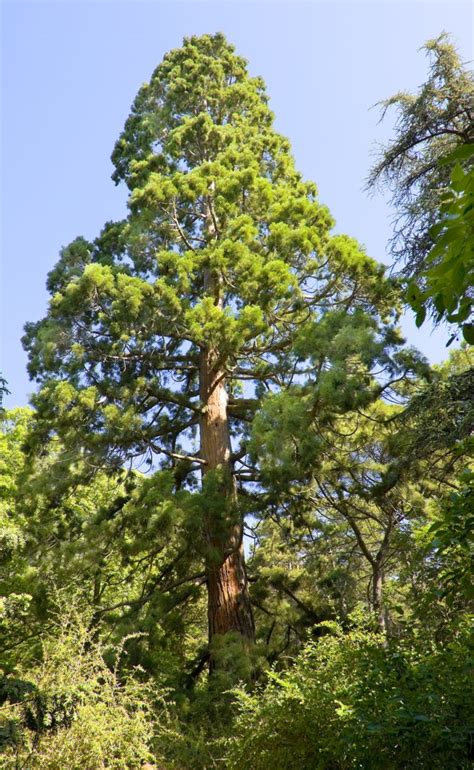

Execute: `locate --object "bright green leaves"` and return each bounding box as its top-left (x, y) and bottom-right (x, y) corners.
top-left (114, 273), bottom-right (152, 318)
top-left (0, 409), bottom-right (32, 563)
top-left (50, 262), bottom-right (182, 343)
top-left (184, 299), bottom-right (267, 351)
top-left (260, 258), bottom-right (295, 297)
top-left (53, 380), bottom-right (80, 411)
top-left (425, 469), bottom-right (474, 602)
top-left (236, 304), bottom-right (268, 341)
top-left (79, 262), bottom-right (116, 293)
top-left (50, 263), bottom-right (115, 314)
top-left (368, 33), bottom-right (474, 277)
top-left (102, 401), bottom-right (143, 441)
top-left (406, 147), bottom-right (474, 344)
top-left (30, 381), bottom-right (100, 444)
top-left (131, 173), bottom-right (179, 210)
top-left (327, 236), bottom-right (397, 319)
top-left (185, 297), bottom-right (232, 348)
top-left (167, 113), bottom-right (232, 161)
top-left (228, 624), bottom-right (474, 770)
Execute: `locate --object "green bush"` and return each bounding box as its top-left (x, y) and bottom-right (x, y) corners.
top-left (227, 621), bottom-right (473, 770)
top-left (0, 613), bottom-right (157, 770)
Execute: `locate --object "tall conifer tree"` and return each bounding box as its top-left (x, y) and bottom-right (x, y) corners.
top-left (24, 34), bottom-right (396, 662)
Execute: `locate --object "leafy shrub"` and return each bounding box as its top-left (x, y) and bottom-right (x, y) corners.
top-left (227, 622), bottom-right (473, 770)
top-left (0, 613), bottom-right (156, 769)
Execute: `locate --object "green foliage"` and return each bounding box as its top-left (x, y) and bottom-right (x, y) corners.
top-left (0, 409), bottom-right (36, 667)
top-left (2, 31), bottom-right (473, 770)
top-left (0, 377), bottom-right (9, 413)
top-left (0, 408), bottom-right (206, 682)
top-left (407, 145), bottom-right (474, 342)
top-left (0, 610), bottom-right (156, 769)
top-left (19, 31), bottom-right (403, 683)
top-left (426, 470), bottom-right (474, 602)
top-left (228, 622), bottom-right (474, 770)
top-left (368, 33), bottom-right (474, 277)
top-left (23, 32), bottom-right (396, 480)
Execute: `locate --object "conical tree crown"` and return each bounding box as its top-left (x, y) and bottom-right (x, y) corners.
top-left (112, 33), bottom-right (274, 186)
top-left (24, 33), bottom-right (394, 467)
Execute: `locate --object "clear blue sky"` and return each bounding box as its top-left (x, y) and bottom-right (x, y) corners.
top-left (1, 1), bottom-right (472, 408)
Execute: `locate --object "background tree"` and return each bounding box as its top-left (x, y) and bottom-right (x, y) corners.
top-left (406, 144), bottom-right (474, 343)
top-left (367, 33), bottom-right (474, 293)
top-left (248, 338), bottom-right (473, 638)
top-left (246, 307), bottom-right (431, 633)
top-left (0, 408), bottom-right (34, 668)
top-left (0, 408), bottom-right (207, 684)
top-left (0, 376), bottom-right (9, 412)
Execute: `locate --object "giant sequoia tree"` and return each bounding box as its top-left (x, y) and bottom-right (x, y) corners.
top-left (24, 34), bottom-right (398, 663)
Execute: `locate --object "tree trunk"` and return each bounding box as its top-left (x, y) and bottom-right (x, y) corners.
top-left (372, 563), bottom-right (386, 636)
top-left (199, 190), bottom-right (255, 662)
top-left (199, 346), bottom-right (255, 657)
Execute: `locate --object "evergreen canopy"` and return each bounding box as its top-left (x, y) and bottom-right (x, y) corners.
top-left (24, 33), bottom-right (409, 660)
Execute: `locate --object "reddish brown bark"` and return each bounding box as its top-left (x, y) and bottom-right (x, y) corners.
top-left (199, 346), bottom-right (255, 651)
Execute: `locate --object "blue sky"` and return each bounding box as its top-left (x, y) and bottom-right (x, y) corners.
top-left (1, 1), bottom-right (472, 408)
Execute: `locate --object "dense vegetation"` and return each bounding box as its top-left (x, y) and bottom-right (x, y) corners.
top-left (1, 33), bottom-right (472, 769)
